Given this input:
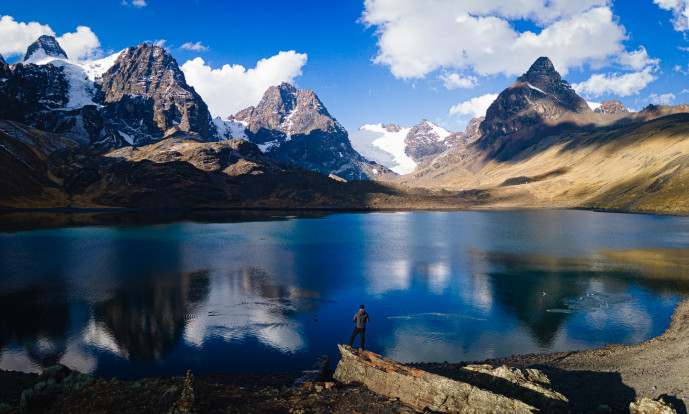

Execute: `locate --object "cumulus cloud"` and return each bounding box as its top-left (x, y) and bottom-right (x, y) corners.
top-left (439, 73), bottom-right (478, 89)
top-left (57, 26), bottom-right (101, 60)
top-left (572, 68), bottom-right (657, 97)
top-left (0, 15), bottom-right (101, 60)
top-left (449, 93), bottom-right (499, 117)
top-left (648, 92), bottom-right (676, 105)
top-left (362, 1), bottom-right (636, 79)
top-left (181, 51), bottom-right (308, 118)
top-left (0, 15), bottom-right (54, 57)
top-left (180, 41), bottom-right (209, 52)
top-left (654, 0), bottom-right (689, 31)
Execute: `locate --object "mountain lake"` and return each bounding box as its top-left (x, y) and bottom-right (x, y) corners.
top-left (0, 209), bottom-right (688, 380)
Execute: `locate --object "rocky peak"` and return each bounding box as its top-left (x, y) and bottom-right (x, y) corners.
top-left (244, 82), bottom-right (345, 139)
top-left (0, 53), bottom-right (5, 65)
top-left (97, 42), bottom-right (212, 142)
top-left (516, 57), bottom-right (560, 87)
top-left (384, 124), bottom-right (402, 133)
top-left (446, 116), bottom-right (484, 146)
top-left (238, 83), bottom-right (385, 180)
top-left (23, 35), bottom-right (68, 61)
top-left (477, 56), bottom-right (591, 158)
top-left (404, 120), bottom-right (452, 161)
top-left (595, 99), bottom-right (628, 114)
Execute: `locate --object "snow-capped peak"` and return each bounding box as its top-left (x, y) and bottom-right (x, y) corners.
top-left (349, 123), bottom-right (416, 175)
top-left (19, 45), bottom-right (123, 109)
top-left (22, 35), bottom-right (67, 62)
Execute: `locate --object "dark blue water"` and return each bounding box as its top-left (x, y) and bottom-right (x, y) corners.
top-left (1, 209), bottom-right (688, 379)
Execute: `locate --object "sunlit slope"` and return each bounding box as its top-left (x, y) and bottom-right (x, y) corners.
top-left (402, 113), bottom-right (689, 212)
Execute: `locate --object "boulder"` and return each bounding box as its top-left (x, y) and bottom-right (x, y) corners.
top-left (629, 397), bottom-right (678, 414)
top-left (333, 344), bottom-right (568, 414)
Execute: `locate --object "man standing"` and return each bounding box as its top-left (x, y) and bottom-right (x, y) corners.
top-left (348, 305), bottom-right (370, 351)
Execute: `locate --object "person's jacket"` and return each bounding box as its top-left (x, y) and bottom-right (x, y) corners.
top-left (353, 310), bottom-right (370, 328)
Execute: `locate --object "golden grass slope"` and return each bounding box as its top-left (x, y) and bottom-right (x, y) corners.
top-left (399, 112), bottom-right (689, 212)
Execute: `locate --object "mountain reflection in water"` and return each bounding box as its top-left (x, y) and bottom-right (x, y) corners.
top-left (0, 210), bottom-right (688, 379)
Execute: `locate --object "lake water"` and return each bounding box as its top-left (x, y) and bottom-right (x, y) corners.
top-left (1, 209), bottom-right (688, 380)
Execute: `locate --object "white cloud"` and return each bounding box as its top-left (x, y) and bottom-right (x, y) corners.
top-left (616, 47), bottom-right (659, 71)
top-left (122, 0), bottom-right (147, 6)
top-left (57, 26), bottom-right (101, 60)
top-left (439, 73), bottom-right (478, 89)
top-left (181, 51), bottom-right (308, 118)
top-left (361, 1), bottom-right (649, 81)
top-left (0, 16), bottom-right (101, 61)
top-left (572, 68), bottom-right (657, 97)
top-left (648, 92), bottom-right (676, 105)
top-left (449, 93), bottom-right (498, 117)
top-left (0, 15), bottom-right (54, 57)
top-left (654, 0), bottom-right (689, 31)
top-left (180, 41), bottom-right (209, 52)
top-left (152, 39), bottom-right (168, 49)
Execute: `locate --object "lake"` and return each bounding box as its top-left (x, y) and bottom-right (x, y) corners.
top-left (1, 209), bottom-right (688, 380)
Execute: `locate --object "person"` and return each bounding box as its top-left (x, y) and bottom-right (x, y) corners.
top-left (348, 304), bottom-right (370, 351)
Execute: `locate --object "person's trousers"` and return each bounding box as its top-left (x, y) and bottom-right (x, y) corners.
top-left (349, 327), bottom-right (366, 349)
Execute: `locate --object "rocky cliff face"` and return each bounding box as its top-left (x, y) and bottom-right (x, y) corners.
top-left (445, 116), bottom-right (484, 147)
top-left (595, 99), bottom-right (629, 114)
top-left (477, 57), bottom-right (591, 159)
top-left (0, 60), bottom-right (69, 125)
top-left (237, 83), bottom-right (387, 180)
top-left (96, 43), bottom-right (213, 144)
top-left (404, 119), bottom-right (452, 161)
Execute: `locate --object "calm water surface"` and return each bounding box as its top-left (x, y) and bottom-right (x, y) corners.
top-left (1, 209), bottom-right (688, 379)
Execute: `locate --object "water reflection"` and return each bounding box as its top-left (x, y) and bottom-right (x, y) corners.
top-left (0, 210), bottom-right (688, 378)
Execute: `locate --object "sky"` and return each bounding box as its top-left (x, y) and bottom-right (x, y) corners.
top-left (2, 0), bottom-right (689, 133)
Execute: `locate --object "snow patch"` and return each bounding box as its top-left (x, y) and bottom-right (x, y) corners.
top-left (526, 82), bottom-right (547, 95)
top-left (587, 101), bottom-right (602, 111)
top-left (258, 140), bottom-right (280, 153)
top-left (349, 123), bottom-right (416, 175)
top-left (212, 117), bottom-right (248, 141)
top-left (19, 50), bottom-right (123, 109)
top-left (424, 120), bottom-right (452, 142)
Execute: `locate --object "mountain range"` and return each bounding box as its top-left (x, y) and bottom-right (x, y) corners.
top-left (1, 35), bottom-right (689, 212)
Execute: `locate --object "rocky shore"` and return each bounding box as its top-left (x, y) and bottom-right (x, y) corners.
top-left (2, 298), bottom-right (687, 413)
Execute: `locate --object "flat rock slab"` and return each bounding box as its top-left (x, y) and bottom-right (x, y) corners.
top-left (333, 345), bottom-right (568, 414)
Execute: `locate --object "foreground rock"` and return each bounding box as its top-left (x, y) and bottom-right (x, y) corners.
top-left (333, 344), bottom-right (568, 413)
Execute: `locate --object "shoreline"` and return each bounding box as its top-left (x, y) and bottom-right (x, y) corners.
top-left (412, 296), bottom-right (689, 413)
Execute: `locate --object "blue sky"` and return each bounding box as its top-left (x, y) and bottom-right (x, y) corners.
top-left (2, 0), bottom-right (689, 132)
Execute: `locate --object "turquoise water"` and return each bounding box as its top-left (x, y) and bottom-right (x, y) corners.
top-left (0, 209), bottom-right (688, 379)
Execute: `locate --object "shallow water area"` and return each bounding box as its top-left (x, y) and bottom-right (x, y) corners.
top-left (0, 209), bottom-right (688, 379)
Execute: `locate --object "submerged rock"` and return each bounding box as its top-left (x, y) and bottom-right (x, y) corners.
top-left (333, 344), bottom-right (568, 413)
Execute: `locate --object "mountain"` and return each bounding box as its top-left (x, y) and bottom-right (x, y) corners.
top-left (394, 56), bottom-right (689, 212)
top-left (235, 82), bottom-right (387, 181)
top-left (22, 35), bottom-right (68, 61)
top-left (350, 119), bottom-right (477, 175)
top-left (349, 123), bottom-right (413, 174)
top-left (477, 56), bottom-right (592, 160)
top-left (595, 100), bottom-right (629, 114)
top-left (96, 43), bottom-right (213, 144)
top-left (404, 120), bottom-right (453, 161)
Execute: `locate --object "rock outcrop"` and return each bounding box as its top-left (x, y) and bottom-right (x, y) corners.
top-left (237, 82), bottom-right (387, 180)
top-left (445, 116), bottom-right (484, 147)
top-left (629, 397), bottom-right (678, 414)
top-left (96, 43), bottom-right (213, 144)
top-left (595, 99), bottom-right (629, 114)
top-left (333, 345), bottom-right (568, 413)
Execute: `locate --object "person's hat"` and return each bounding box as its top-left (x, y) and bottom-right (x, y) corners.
top-left (360, 305), bottom-right (365, 309)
